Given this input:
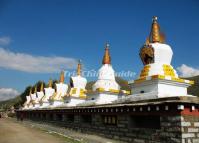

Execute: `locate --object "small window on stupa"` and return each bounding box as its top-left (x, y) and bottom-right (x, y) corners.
top-left (140, 90), bottom-right (145, 93)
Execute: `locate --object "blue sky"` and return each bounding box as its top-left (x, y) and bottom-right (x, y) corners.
top-left (0, 0), bottom-right (199, 99)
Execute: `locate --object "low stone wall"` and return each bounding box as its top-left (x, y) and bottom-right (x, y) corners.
top-left (181, 115), bottom-right (199, 143)
top-left (17, 97), bottom-right (199, 143)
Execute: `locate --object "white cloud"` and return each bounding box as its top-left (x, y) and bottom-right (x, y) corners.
top-left (0, 36), bottom-right (11, 45)
top-left (0, 88), bottom-right (20, 101)
top-left (177, 64), bottom-right (199, 77)
top-left (0, 48), bottom-right (78, 73)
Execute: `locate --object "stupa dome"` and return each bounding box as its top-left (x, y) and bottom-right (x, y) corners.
top-left (92, 43), bottom-right (120, 91)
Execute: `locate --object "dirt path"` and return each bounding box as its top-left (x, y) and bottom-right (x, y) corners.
top-left (0, 118), bottom-right (121, 143)
top-left (0, 118), bottom-right (77, 143)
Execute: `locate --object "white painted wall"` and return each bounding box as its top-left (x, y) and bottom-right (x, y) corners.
top-left (43, 88), bottom-right (55, 102)
top-left (93, 64), bottom-right (120, 91)
top-left (87, 93), bottom-right (119, 104)
top-left (56, 83), bottom-right (68, 97)
top-left (131, 80), bottom-right (190, 98)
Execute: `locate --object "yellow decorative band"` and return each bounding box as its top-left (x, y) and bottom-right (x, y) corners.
top-left (152, 75), bottom-right (165, 79)
top-left (50, 92), bottom-right (64, 101)
top-left (171, 77), bottom-right (185, 83)
top-left (163, 64), bottom-right (176, 77)
top-left (96, 88), bottom-right (105, 92)
top-left (134, 75), bottom-right (194, 85)
top-left (79, 94), bottom-right (87, 99)
top-left (189, 80), bottom-right (194, 84)
top-left (121, 90), bottom-right (131, 95)
top-left (140, 65), bottom-right (151, 78)
top-left (95, 88), bottom-right (130, 95)
top-left (109, 89), bottom-right (120, 93)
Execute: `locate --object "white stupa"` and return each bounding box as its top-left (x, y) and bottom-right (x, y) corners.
top-left (49, 71), bottom-right (68, 107)
top-left (30, 86), bottom-right (39, 108)
top-left (33, 82), bottom-right (44, 108)
top-left (23, 88), bottom-right (32, 109)
top-left (87, 43), bottom-right (121, 104)
top-left (40, 79), bottom-right (55, 108)
top-left (128, 16), bottom-right (194, 99)
top-left (64, 60), bottom-right (87, 106)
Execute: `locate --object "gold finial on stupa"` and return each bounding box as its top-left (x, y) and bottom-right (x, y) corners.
top-left (149, 16), bottom-right (165, 43)
top-left (60, 71), bottom-right (65, 83)
top-left (102, 43), bottom-right (111, 64)
top-left (34, 86), bottom-right (37, 93)
top-left (77, 60), bottom-right (82, 76)
top-left (40, 82), bottom-right (44, 91)
top-left (145, 37), bottom-right (150, 45)
top-left (48, 78), bottom-right (53, 87)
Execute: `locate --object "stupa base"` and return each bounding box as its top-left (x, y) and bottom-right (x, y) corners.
top-left (64, 97), bottom-right (86, 107)
top-left (87, 93), bottom-right (119, 105)
top-left (50, 100), bottom-right (64, 107)
top-left (129, 75), bottom-right (193, 98)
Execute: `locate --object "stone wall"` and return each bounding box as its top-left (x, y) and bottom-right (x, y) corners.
top-left (23, 112), bottom-right (197, 143)
top-left (18, 97), bottom-right (199, 143)
top-left (181, 115), bottom-right (199, 143)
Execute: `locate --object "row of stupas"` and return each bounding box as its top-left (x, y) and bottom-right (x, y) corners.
top-left (23, 16), bottom-right (194, 110)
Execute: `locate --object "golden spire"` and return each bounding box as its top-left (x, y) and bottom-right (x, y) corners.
top-left (102, 43), bottom-right (111, 64)
top-left (145, 37), bottom-right (150, 45)
top-left (149, 16), bottom-right (165, 43)
top-left (40, 82), bottom-right (44, 91)
top-left (34, 86), bottom-right (37, 93)
top-left (48, 78), bottom-right (53, 87)
top-left (60, 71), bottom-right (65, 83)
top-left (77, 60), bottom-right (82, 76)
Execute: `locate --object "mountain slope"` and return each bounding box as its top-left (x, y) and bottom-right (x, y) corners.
top-left (186, 75), bottom-right (199, 97)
